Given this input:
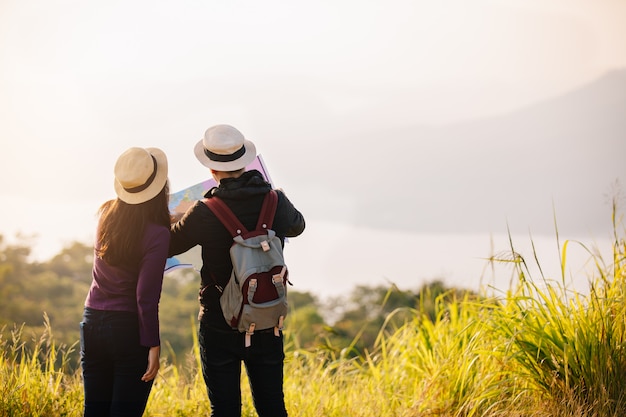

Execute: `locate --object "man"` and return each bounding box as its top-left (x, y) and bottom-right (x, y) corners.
top-left (169, 124), bottom-right (305, 417)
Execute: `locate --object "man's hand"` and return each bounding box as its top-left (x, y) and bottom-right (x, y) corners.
top-left (170, 201), bottom-right (195, 223)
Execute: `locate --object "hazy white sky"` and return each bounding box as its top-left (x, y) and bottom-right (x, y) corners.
top-left (1, 0), bottom-right (625, 295)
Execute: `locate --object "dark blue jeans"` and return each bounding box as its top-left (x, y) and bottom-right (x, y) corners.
top-left (198, 321), bottom-right (288, 417)
top-left (80, 307), bottom-right (153, 417)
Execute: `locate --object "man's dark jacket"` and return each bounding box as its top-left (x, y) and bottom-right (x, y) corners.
top-left (169, 170), bottom-right (305, 331)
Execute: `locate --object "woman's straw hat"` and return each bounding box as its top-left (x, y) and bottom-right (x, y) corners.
top-left (113, 147), bottom-right (168, 204)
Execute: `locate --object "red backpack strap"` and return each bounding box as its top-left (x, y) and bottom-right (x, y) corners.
top-left (204, 197), bottom-right (248, 237)
top-left (256, 190), bottom-right (278, 231)
top-left (203, 190), bottom-right (278, 237)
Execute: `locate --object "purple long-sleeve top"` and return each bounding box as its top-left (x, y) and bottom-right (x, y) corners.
top-left (85, 223), bottom-right (170, 347)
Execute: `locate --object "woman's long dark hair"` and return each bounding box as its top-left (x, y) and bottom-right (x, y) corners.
top-left (96, 182), bottom-right (170, 267)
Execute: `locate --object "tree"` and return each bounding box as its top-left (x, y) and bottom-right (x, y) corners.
top-left (320, 281), bottom-right (478, 356)
top-left (45, 242), bottom-right (93, 284)
top-left (285, 291), bottom-right (325, 349)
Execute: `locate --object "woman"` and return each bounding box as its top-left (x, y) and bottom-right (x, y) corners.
top-left (80, 147), bottom-right (170, 417)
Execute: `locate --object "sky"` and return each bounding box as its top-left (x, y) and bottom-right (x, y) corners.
top-left (1, 0), bottom-right (625, 298)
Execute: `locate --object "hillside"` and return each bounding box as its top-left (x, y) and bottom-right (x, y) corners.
top-left (304, 70), bottom-right (626, 236)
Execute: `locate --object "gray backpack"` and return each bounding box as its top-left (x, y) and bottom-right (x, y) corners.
top-left (204, 190), bottom-right (289, 346)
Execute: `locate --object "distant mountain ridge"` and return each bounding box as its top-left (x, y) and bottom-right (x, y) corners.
top-left (313, 70), bottom-right (626, 236)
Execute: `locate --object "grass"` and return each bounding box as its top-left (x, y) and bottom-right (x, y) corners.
top-left (1, 219), bottom-right (625, 416)
top-left (0, 315), bottom-right (83, 417)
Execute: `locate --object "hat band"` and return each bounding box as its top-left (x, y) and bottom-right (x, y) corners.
top-left (124, 156), bottom-right (158, 194)
top-left (204, 145), bottom-right (246, 163)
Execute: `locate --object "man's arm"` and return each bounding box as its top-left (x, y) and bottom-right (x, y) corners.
top-left (169, 201), bottom-right (204, 257)
top-left (276, 190), bottom-right (305, 238)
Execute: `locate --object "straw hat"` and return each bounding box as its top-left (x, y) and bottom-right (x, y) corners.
top-left (194, 124), bottom-right (256, 171)
top-left (113, 147), bottom-right (168, 204)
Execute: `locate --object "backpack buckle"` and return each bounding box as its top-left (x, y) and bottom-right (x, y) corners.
top-left (245, 323), bottom-right (256, 347)
top-left (274, 315), bottom-right (284, 337)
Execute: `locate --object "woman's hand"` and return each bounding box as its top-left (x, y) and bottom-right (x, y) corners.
top-left (141, 345), bottom-right (160, 382)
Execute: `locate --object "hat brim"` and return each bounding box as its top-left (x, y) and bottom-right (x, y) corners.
top-left (193, 139), bottom-right (257, 171)
top-left (114, 147), bottom-right (169, 204)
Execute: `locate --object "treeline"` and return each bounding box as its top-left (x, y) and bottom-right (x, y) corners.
top-left (0, 234), bottom-right (474, 369)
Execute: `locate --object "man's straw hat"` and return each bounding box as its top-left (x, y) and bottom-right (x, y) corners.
top-left (194, 124), bottom-right (256, 171)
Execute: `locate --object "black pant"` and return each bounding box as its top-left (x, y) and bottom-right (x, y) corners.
top-left (80, 307), bottom-right (153, 417)
top-left (199, 321), bottom-right (288, 417)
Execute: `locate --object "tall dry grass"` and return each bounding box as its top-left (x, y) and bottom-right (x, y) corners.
top-left (1, 213), bottom-right (624, 416)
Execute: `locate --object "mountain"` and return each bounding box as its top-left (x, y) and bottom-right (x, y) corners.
top-left (301, 70), bottom-right (626, 236)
